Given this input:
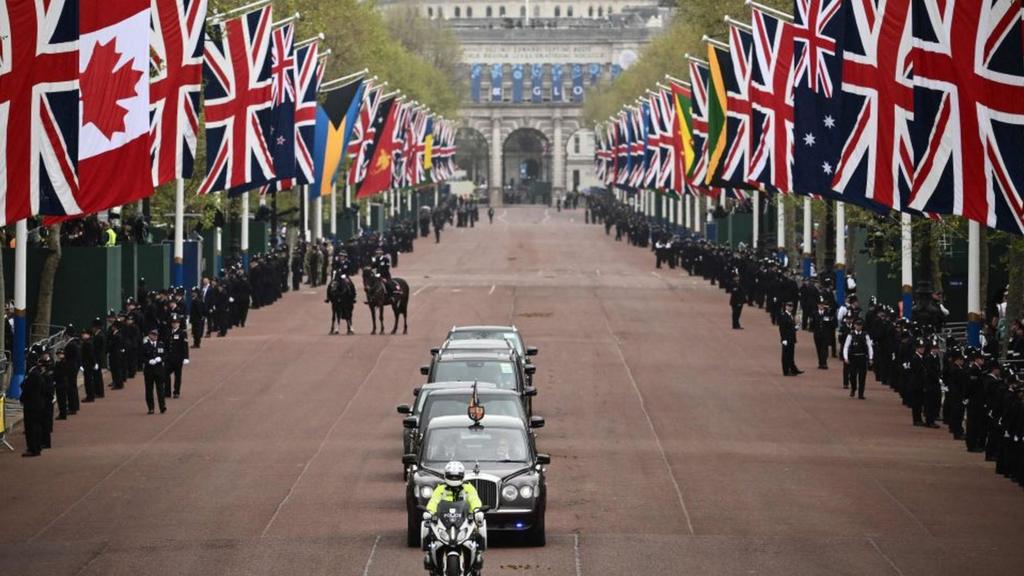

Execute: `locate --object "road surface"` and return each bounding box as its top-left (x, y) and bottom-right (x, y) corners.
top-left (2, 205), bottom-right (1023, 575)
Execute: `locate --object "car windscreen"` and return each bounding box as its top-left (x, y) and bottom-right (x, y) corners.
top-left (421, 395), bottom-right (523, 424)
top-left (422, 427), bottom-right (530, 464)
top-left (448, 331), bottom-right (524, 355)
top-left (432, 360), bottom-right (518, 390)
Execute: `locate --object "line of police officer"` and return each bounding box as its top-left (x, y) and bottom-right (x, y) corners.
top-left (17, 249), bottom-right (291, 458)
top-left (587, 191), bottom-right (1024, 490)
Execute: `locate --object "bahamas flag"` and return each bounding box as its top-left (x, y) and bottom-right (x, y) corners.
top-left (311, 79), bottom-right (365, 198)
top-left (423, 116), bottom-right (435, 173)
top-left (704, 42), bottom-right (728, 187)
top-left (671, 81), bottom-right (694, 188)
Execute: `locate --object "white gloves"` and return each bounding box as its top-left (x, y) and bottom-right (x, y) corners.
top-left (183, 359), bottom-right (190, 365)
top-left (781, 341), bottom-right (788, 346)
top-left (229, 297), bottom-right (235, 303)
top-left (94, 364), bottom-right (99, 370)
top-left (148, 359), bottom-right (157, 366)
top-left (474, 510), bottom-right (485, 525)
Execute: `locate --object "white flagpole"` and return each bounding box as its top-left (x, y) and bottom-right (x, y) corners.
top-left (901, 213), bottom-right (913, 320)
top-left (967, 220), bottom-right (981, 346)
top-left (241, 192), bottom-right (250, 269)
top-left (752, 189), bottom-right (760, 249)
top-left (802, 195), bottom-right (812, 277)
top-left (173, 178), bottom-right (185, 286)
top-left (8, 220), bottom-right (28, 398)
top-left (301, 185), bottom-right (309, 241)
top-left (835, 200), bottom-right (846, 306)
top-left (314, 195), bottom-right (323, 240)
top-left (330, 182), bottom-right (337, 238)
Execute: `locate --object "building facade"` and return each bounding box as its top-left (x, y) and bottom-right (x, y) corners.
top-left (380, 0), bottom-right (670, 204)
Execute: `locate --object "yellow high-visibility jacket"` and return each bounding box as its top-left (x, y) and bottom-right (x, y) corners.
top-left (426, 483), bottom-right (482, 514)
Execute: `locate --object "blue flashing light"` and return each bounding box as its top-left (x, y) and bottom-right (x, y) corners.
top-left (515, 522), bottom-right (525, 529)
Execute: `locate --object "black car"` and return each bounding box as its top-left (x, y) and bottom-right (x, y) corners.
top-left (420, 349), bottom-right (537, 415)
top-left (404, 414), bottom-right (549, 547)
top-left (398, 386), bottom-right (545, 465)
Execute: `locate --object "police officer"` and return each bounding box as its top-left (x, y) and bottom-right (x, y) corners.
top-left (923, 340), bottom-right (943, 428)
top-left (141, 328), bottom-right (167, 414)
top-left (21, 346), bottom-right (53, 457)
top-left (908, 339), bottom-right (928, 426)
top-left (779, 302), bottom-right (801, 376)
top-left (189, 286), bottom-right (206, 348)
top-left (166, 315), bottom-right (190, 398)
top-left (843, 318), bottom-right (873, 399)
top-left (728, 274), bottom-right (745, 330)
top-left (945, 348), bottom-right (967, 440)
top-left (810, 298), bottom-right (835, 370)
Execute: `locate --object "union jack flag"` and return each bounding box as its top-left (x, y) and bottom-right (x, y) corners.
top-left (747, 6), bottom-right (795, 194)
top-left (908, 1), bottom-right (1024, 234)
top-left (710, 25), bottom-right (755, 189)
top-left (0, 0), bottom-right (80, 224)
top-left (406, 109), bottom-right (430, 187)
top-left (614, 115), bottom-right (630, 188)
top-left (150, 0), bottom-right (207, 188)
top-left (831, 0), bottom-right (914, 210)
top-left (793, 0), bottom-right (842, 97)
top-left (198, 5), bottom-right (275, 196)
top-left (347, 83), bottom-right (383, 186)
top-left (627, 108), bottom-right (646, 189)
top-left (292, 40), bottom-right (320, 186)
top-left (687, 58), bottom-right (711, 189)
top-left (595, 129), bottom-right (612, 184)
top-left (430, 119), bottom-right (456, 182)
top-left (642, 98), bottom-right (661, 188)
top-left (651, 89), bottom-right (679, 193)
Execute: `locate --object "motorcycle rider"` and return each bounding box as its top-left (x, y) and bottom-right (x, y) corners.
top-left (424, 461), bottom-right (486, 573)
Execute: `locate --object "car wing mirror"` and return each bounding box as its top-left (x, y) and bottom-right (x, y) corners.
top-left (420, 365), bottom-right (430, 376)
top-left (524, 365), bottom-right (536, 375)
top-left (413, 386), bottom-right (422, 397)
top-left (430, 347), bottom-right (439, 356)
top-left (536, 453), bottom-right (551, 465)
top-left (402, 454), bottom-right (418, 465)
top-left (529, 416), bottom-right (545, 429)
top-left (396, 404), bottom-right (412, 415)
top-left (524, 386), bottom-right (537, 397)
top-left (403, 416), bottom-right (418, 429)
top-left (526, 346), bottom-right (538, 356)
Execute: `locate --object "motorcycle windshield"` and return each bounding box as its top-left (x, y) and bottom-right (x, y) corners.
top-left (435, 500), bottom-right (470, 530)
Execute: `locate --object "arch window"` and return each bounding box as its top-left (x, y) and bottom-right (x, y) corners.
top-left (598, 6), bottom-right (604, 17)
top-left (574, 135), bottom-right (581, 154)
top-left (467, 6), bottom-right (473, 17)
top-left (567, 6), bottom-right (574, 17)
top-left (533, 5), bottom-right (540, 17)
top-left (486, 6), bottom-right (492, 17)
top-left (439, 6), bottom-right (445, 18)
top-left (554, 5), bottom-right (561, 17)
top-left (588, 6), bottom-right (594, 17)
top-left (500, 5), bottom-right (506, 17)
top-left (454, 6), bottom-right (461, 17)
top-left (520, 5), bottom-right (526, 17)
top-left (427, 6), bottom-right (434, 18)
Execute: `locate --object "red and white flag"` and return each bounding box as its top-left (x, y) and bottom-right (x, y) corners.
top-left (77, 0), bottom-right (153, 213)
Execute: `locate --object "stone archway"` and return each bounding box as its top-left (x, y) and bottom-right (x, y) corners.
top-left (454, 127), bottom-right (489, 187)
top-left (502, 127), bottom-right (551, 204)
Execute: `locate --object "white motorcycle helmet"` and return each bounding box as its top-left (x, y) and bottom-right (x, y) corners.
top-left (444, 461), bottom-right (466, 488)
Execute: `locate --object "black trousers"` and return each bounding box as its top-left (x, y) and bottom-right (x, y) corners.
top-left (84, 367), bottom-right (104, 399)
top-left (848, 359), bottom-right (867, 397)
top-left (144, 367), bottom-right (166, 412)
top-left (23, 411), bottom-right (44, 454)
top-left (55, 380), bottom-right (70, 416)
top-left (167, 361), bottom-right (183, 396)
top-left (909, 388), bottom-right (924, 424)
top-left (781, 342), bottom-right (797, 374)
top-left (924, 387), bottom-right (941, 424)
top-left (947, 397), bottom-right (965, 436)
top-left (814, 334), bottom-right (830, 368)
top-left (731, 305), bottom-right (743, 329)
top-left (191, 319), bottom-right (204, 348)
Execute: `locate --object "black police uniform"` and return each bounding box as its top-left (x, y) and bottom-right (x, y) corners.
top-left (166, 324), bottom-right (190, 397)
top-left (141, 336), bottom-right (167, 414)
top-left (844, 330), bottom-right (872, 398)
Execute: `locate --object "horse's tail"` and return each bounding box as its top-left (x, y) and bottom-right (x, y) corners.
top-left (395, 279), bottom-right (410, 311)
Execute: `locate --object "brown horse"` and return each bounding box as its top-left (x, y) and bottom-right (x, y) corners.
top-left (326, 272), bottom-right (356, 335)
top-left (362, 268), bottom-right (409, 335)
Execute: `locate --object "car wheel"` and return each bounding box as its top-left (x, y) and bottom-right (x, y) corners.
top-left (407, 509), bottom-right (421, 548)
top-left (525, 510), bottom-right (546, 547)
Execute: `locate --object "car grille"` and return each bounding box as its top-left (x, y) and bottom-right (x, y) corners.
top-left (469, 479), bottom-right (498, 509)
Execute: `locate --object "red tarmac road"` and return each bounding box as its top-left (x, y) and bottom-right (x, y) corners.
top-left (2, 205), bottom-right (1023, 575)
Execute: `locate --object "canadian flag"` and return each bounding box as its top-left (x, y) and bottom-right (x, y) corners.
top-left (76, 0), bottom-right (152, 214)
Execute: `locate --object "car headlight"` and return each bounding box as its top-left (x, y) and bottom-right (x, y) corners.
top-left (518, 485), bottom-right (534, 499)
top-left (501, 485), bottom-right (519, 502)
top-left (419, 485), bottom-right (435, 499)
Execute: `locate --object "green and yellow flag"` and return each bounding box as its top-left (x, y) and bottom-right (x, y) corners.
top-left (671, 81), bottom-right (695, 182)
top-left (705, 42), bottom-right (729, 186)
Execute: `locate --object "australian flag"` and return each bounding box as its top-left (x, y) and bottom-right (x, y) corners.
top-left (791, 0), bottom-right (882, 212)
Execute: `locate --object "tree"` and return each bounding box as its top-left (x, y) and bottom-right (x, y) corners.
top-left (32, 224), bottom-right (62, 342)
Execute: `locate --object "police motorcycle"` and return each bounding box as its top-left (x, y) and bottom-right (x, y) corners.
top-left (420, 500), bottom-right (488, 576)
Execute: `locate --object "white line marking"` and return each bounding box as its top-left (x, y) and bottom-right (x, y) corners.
top-left (574, 533), bottom-right (583, 576)
top-left (260, 346), bottom-right (391, 538)
top-left (488, 284), bottom-right (496, 295)
top-left (650, 271), bottom-right (661, 279)
top-left (31, 337), bottom-right (278, 542)
top-left (413, 283), bottom-right (431, 296)
top-left (362, 535), bottom-right (381, 576)
top-left (868, 537), bottom-right (904, 575)
top-left (595, 269), bottom-right (601, 276)
top-left (598, 299), bottom-right (696, 535)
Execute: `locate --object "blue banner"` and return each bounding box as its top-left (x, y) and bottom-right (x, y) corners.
top-left (490, 63), bottom-right (504, 102)
top-left (511, 64), bottom-right (524, 103)
top-left (589, 63), bottom-right (601, 86)
top-left (611, 64), bottom-right (622, 80)
top-left (571, 63), bottom-right (584, 103)
top-left (530, 64), bottom-right (543, 103)
top-left (470, 64), bottom-right (482, 102)
top-left (551, 64), bottom-right (564, 102)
